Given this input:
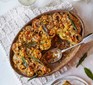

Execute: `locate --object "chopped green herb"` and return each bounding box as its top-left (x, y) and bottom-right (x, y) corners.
top-left (41, 22), bottom-right (48, 35)
top-left (22, 57), bottom-right (28, 67)
top-left (68, 12), bottom-right (77, 31)
top-left (84, 67), bottom-right (93, 80)
top-left (76, 52), bottom-right (87, 67)
top-left (28, 74), bottom-right (38, 81)
top-left (30, 56), bottom-right (44, 65)
top-left (25, 41), bottom-right (37, 48)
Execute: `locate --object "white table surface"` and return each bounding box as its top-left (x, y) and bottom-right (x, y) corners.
top-left (0, 0), bottom-right (93, 85)
top-left (0, 44), bottom-right (21, 85)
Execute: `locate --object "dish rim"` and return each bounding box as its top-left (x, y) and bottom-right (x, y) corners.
top-left (51, 75), bottom-right (88, 85)
top-left (9, 9), bottom-right (85, 78)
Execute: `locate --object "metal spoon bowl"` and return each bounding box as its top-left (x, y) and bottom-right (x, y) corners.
top-left (46, 33), bottom-right (93, 63)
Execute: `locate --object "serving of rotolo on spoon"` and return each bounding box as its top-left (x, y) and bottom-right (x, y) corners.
top-left (44, 33), bottom-right (93, 64)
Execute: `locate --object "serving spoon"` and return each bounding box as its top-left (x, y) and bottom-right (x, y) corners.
top-left (45, 33), bottom-right (93, 63)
